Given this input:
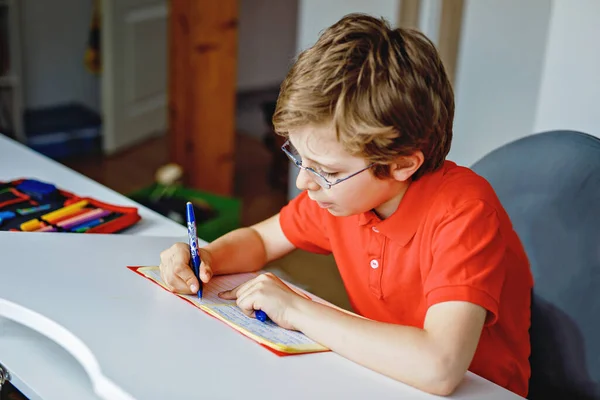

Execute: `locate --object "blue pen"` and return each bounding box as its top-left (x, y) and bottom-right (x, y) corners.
top-left (186, 202), bottom-right (203, 299)
top-left (255, 310), bottom-right (269, 322)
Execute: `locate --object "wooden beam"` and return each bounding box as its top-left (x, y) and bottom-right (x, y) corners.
top-left (168, 0), bottom-right (238, 196)
top-left (169, 0), bottom-right (191, 171)
top-left (437, 0), bottom-right (465, 85)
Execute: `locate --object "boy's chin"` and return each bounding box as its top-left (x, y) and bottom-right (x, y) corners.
top-left (326, 207), bottom-right (351, 217)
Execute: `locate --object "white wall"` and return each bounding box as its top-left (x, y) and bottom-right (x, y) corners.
top-left (533, 0), bottom-right (600, 137)
top-left (450, 0), bottom-right (600, 168)
top-left (448, 0), bottom-right (552, 167)
top-left (296, 0), bottom-right (399, 52)
top-left (289, 0), bottom-right (400, 199)
top-left (237, 0), bottom-right (299, 91)
top-left (21, 0), bottom-right (100, 112)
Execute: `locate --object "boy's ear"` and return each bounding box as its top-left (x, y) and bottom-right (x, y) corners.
top-left (390, 151), bottom-right (425, 182)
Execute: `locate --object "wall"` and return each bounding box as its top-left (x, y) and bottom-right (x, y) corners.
top-left (235, 0), bottom-right (299, 140)
top-left (448, 0), bottom-right (552, 167)
top-left (450, 0), bottom-right (600, 168)
top-left (533, 0), bottom-right (600, 137)
top-left (237, 0), bottom-right (298, 91)
top-left (296, 0), bottom-right (398, 52)
top-left (289, 0), bottom-right (400, 199)
top-left (21, 0), bottom-right (100, 113)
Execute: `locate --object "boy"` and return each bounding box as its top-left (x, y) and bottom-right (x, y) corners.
top-left (159, 13), bottom-right (532, 397)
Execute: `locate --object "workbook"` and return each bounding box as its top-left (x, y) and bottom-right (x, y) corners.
top-left (129, 266), bottom-right (332, 355)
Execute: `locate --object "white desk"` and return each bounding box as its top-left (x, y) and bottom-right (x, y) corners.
top-left (0, 134), bottom-right (524, 399)
top-left (0, 135), bottom-right (186, 237)
top-left (0, 233), bottom-right (523, 400)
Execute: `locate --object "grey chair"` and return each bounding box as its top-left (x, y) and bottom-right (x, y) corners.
top-left (470, 130), bottom-right (600, 399)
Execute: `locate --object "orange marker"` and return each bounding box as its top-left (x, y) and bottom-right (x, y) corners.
top-left (41, 200), bottom-right (89, 224)
top-left (20, 219), bottom-right (43, 232)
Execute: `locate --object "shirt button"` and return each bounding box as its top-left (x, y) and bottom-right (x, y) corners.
top-left (370, 259), bottom-right (379, 269)
top-left (372, 226), bottom-right (379, 233)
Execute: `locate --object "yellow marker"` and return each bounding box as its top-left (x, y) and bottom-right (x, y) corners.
top-left (20, 219), bottom-right (43, 232)
top-left (41, 200), bottom-right (89, 224)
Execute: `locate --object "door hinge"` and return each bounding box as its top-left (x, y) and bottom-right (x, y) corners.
top-left (0, 362), bottom-right (10, 392)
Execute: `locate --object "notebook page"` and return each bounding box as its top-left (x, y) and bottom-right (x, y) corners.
top-left (139, 266), bottom-right (256, 305)
top-left (204, 304), bottom-right (324, 349)
top-left (135, 266), bottom-right (328, 353)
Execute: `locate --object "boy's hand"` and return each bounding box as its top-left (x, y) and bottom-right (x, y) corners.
top-left (218, 273), bottom-right (307, 330)
top-left (159, 242), bottom-right (214, 294)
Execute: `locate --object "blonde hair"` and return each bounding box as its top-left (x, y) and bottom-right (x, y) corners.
top-left (273, 13), bottom-right (454, 180)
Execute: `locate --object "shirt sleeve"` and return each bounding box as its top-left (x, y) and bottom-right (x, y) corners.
top-left (424, 199), bottom-right (507, 326)
top-left (279, 191), bottom-right (331, 255)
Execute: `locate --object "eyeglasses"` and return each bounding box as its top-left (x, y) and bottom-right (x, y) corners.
top-left (281, 140), bottom-right (374, 189)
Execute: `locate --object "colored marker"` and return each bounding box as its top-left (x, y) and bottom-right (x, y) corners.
top-left (255, 310), bottom-right (269, 322)
top-left (41, 200), bottom-right (88, 224)
top-left (20, 219), bottom-right (43, 232)
top-left (0, 211), bottom-right (16, 224)
top-left (58, 208), bottom-right (111, 229)
top-left (51, 208), bottom-right (89, 224)
top-left (17, 204), bottom-right (52, 216)
top-left (71, 218), bottom-right (105, 232)
top-left (186, 202), bottom-right (202, 299)
top-left (34, 225), bottom-right (57, 232)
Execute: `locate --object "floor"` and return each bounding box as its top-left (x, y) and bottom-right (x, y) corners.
top-left (61, 133), bottom-right (353, 311)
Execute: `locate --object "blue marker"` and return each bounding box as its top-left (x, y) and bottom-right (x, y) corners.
top-left (186, 202), bottom-right (203, 299)
top-left (255, 310), bottom-right (269, 322)
top-left (0, 211), bottom-right (16, 224)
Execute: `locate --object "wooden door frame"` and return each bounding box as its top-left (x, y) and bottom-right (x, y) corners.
top-left (168, 0), bottom-right (238, 196)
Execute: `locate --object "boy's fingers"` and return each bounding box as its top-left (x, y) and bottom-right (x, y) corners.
top-left (218, 277), bottom-right (256, 300)
top-left (200, 263), bottom-right (213, 283)
top-left (218, 289), bottom-right (236, 300)
top-left (175, 265), bottom-right (199, 292)
top-left (167, 275), bottom-right (194, 294)
top-left (218, 284), bottom-right (241, 300)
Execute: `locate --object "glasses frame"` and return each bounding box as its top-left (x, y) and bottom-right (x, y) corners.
top-left (281, 140), bottom-right (374, 189)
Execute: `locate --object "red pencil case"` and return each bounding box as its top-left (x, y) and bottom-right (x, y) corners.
top-left (0, 178), bottom-right (141, 234)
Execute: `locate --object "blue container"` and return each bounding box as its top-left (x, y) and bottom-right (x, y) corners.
top-left (25, 103), bottom-right (102, 159)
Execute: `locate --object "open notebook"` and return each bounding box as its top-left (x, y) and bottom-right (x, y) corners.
top-left (129, 266), bottom-right (331, 355)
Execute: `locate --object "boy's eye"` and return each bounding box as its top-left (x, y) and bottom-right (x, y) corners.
top-left (317, 169), bottom-right (338, 179)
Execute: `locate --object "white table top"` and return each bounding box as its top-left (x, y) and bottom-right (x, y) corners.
top-left (0, 135), bottom-right (186, 237)
top-left (0, 233), bottom-right (523, 400)
top-left (0, 134), bottom-right (523, 399)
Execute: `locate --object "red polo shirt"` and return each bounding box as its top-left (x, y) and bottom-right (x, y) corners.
top-left (279, 161), bottom-right (532, 397)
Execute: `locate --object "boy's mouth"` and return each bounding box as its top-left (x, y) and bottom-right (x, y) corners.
top-left (316, 201), bottom-right (333, 209)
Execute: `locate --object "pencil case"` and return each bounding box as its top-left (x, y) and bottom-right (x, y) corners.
top-left (0, 178), bottom-right (141, 234)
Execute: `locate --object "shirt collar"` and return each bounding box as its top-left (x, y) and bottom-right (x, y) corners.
top-left (357, 161), bottom-right (454, 246)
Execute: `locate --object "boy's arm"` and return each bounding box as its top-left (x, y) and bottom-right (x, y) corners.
top-left (289, 299), bottom-right (486, 396)
top-left (206, 213), bottom-right (296, 275)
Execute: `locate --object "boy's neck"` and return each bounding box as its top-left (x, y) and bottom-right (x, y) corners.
top-left (372, 181), bottom-right (411, 220)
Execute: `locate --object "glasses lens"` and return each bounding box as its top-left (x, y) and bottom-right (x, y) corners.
top-left (308, 170), bottom-right (330, 189)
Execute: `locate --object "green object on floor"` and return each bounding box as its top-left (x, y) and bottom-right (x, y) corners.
top-left (129, 184), bottom-right (241, 242)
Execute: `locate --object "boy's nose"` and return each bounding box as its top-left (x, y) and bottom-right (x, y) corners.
top-left (296, 169), bottom-right (321, 192)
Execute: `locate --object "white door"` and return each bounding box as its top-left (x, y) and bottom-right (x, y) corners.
top-left (101, 0), bottom-right (168, 155)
